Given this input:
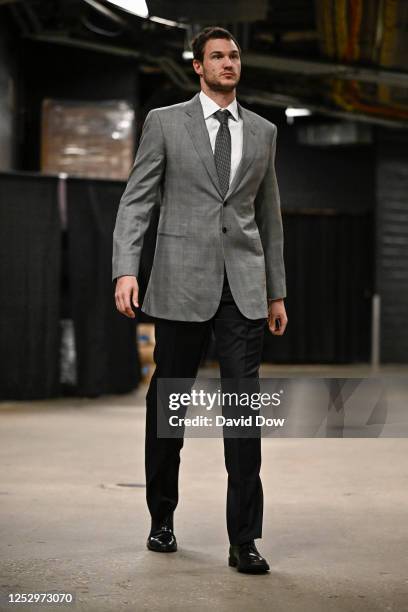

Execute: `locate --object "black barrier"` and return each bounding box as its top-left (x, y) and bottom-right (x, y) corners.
top-left (0, 172), bottom-right (140, 400)
top-left (263, 211), bottom-right (373, 364)
top-left (0, 173), bottom-right (61, 399)
top-left (66, 178), bottom-right (141, 397)
top-left (0, 171), bottom-right (373, 400)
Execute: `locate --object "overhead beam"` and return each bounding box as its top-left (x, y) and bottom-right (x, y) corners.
top-left (25, 34), bottom-right (408, 128)
top-left (26, 33), bottom-right (141, 59)
top-left (243, 53), bottom-right (408, 88)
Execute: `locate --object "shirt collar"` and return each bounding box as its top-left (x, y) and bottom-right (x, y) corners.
top-left (199, 90), bottom-right (239, 121)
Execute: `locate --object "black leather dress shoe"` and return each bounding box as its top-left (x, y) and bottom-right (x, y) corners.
top-left (147, 523), bottom-right (177, 553)
top-left (228, 541), bottom-right (270, 573)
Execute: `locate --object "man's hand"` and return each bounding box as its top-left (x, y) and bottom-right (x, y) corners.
top-left (115, 275), bottom-right (139, 318)
top-left (268, 298), bottom-right (288, 336)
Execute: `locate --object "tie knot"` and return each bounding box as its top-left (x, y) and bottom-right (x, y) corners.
top-left (214, 109), bottom-right (231, 125)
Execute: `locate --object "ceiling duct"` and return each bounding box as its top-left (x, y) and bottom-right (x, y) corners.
top-left (147, 0), bottom-right (268, 23)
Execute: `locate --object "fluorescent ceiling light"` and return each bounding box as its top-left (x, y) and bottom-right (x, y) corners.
top-left (105, 0), bottom-right (148, 18)
top-left (285, 107), bottom-right (312, 118)
top-left (285, 107), bottom-right (312, 125)
top-left (182, 50), bottom-right (193, 60)
top-left (150, 15), bottom-right (186, 27)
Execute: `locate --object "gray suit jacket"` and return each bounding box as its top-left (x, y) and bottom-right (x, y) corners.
top-left (112, 92), bottom-right (286, 321)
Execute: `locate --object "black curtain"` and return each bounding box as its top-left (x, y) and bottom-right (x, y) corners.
top-left (0, 172), bottom-right (141, 400)
top-left (66, 178), bottom-right (140, 397)
top-left (262, 212), bottom-right (373, 363)
top-left (0, 173), bottom-right (61, 399)
top-left (135, 206), bottom-right (373, 365)
top-left (0, 170), bottom-right (374, 401)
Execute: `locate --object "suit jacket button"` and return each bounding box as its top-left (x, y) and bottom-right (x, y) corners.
top-left (223, 200), bottom-right (228, 207)
top-left (222, 227), bottom-right (227, 233)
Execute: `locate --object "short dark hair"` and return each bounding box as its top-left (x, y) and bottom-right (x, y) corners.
top-left (190, 26), bottom-right (241, 62)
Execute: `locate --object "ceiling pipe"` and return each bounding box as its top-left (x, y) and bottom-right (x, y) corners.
top-left (25, 33), bottom-right (408, 129)
top-left (243, 53), bottom-right (408, 88)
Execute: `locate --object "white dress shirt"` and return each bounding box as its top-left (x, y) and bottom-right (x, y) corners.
top-left (199, 90), bottom-right (243, 186)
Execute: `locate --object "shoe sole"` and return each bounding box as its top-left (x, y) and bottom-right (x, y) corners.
top-left (147, 542), bottom-right (177, 553)
top-left (228, 557), bottom-right (269, 573)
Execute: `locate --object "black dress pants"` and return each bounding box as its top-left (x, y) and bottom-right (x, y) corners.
top-left (145, 269), bottom-right (267, 545)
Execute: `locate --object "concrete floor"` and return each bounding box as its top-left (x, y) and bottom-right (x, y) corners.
top-left (1, 365), bottom-right (408, 612)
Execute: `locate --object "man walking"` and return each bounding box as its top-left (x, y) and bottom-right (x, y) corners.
top-left (112, 26), bottom-right (287, 574)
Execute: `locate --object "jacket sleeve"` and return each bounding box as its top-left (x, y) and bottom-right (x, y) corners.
top-left (112, 109), bottom-right (165, 282)
top-left (254, 124), bottom-right (286, 300)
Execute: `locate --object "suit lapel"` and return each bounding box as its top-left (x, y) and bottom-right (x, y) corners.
top-left (184, 93), bottom-right (258, 200)
top-left (184, 93), bottom-right (223, 198)
top-left (224, 101), bottom-right (258, 200)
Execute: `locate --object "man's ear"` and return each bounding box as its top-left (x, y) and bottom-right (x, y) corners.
top-left (192, 59), bottom-right (203, 77)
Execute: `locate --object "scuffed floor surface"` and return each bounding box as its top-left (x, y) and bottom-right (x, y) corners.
top-left (1, 366), bottom-right (408, 612)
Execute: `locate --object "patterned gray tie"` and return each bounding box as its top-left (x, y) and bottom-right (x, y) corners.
top-left (213, 109), bottom-right (231, 198)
